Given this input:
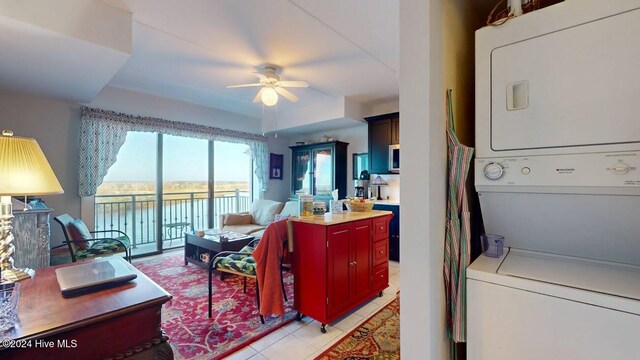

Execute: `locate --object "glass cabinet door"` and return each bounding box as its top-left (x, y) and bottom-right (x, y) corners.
top-left (292, 149), bottom-right (312, 196)
top-left (313, 147), bottom-right (333, 197)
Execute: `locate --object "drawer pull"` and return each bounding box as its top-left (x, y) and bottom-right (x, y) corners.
top-left (380, 274), bottom-right (384, 278)
top-left (379, 250), bottom-right (384, 254)
top-left (379, 227), bottom-right (384, 230)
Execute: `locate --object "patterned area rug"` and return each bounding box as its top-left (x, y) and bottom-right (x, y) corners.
top-left (316, 294), bottom-right (400, 360)
top-left (135, 251), bottom-right (295, 360)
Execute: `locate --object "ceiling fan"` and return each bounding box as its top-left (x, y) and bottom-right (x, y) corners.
top-left (226, 66), bottom-right (309, 106)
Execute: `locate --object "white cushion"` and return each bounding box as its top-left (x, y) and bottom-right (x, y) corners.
top-left (279, 201), bottom-right (299, 217)
top-left (249, 200), bottom-right (285, 226)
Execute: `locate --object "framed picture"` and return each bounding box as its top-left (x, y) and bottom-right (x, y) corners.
top-left (270, 153), bottom-right (283, 180)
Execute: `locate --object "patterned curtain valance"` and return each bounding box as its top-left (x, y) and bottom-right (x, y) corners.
top-left (78, 106), bottom-right (269, 197)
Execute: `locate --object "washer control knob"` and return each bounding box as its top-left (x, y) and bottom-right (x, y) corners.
top-left (612, 163), bottom-right (631, 175)
top-left (484, 163), bottom-right (505, 180)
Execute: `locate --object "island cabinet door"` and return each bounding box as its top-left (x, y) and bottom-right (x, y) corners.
top-left (327, 224), bottom-right (352, 316)
top-left (351, 220), bottom-right (372, 300)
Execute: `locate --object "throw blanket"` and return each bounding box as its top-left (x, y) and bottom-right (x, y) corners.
top-left (252, 219), bottom-right (288, 317)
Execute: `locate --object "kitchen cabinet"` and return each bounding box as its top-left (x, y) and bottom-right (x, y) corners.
top-left (290, 141), bottom-right (348, 200)
top-left (373, 204), bottom-right (400, 261)
top-left (391, 115), bottom-right (400, 145)
top-left (291, 211), bottom-right (393, 333)
top-left (366, 112), bottom-right (399, 174)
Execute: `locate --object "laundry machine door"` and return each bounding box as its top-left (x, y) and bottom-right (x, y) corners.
top-left (490, 9), bottom-right (640, 153)
top-left (467, 279), bottom-right (640, 360)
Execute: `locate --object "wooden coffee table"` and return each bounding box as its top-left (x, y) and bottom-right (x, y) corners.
top-left (184, 230), bottom-right (255, 269)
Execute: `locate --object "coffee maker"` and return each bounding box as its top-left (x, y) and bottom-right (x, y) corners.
top-left (355, 170), bottom-right (370, 198)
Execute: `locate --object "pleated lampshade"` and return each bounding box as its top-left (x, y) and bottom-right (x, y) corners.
top-left (0, 130), bottom-right (63, 196)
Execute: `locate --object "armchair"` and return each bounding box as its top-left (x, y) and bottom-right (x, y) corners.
top-left (54, 214), bottom-right (132, 263)
top-left (208, 219), bottom-right (292, 323)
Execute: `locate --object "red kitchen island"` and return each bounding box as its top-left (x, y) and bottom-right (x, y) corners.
top-left (290, 210), bottom-right (393, 333)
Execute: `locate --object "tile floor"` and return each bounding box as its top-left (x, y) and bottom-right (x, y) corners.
top-left (222, 260), bottom-right (401, 360)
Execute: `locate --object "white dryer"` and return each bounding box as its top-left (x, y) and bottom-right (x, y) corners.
top-left (469, 1), bottom-right (640, 359)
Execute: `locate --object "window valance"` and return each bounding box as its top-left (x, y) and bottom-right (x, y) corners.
top-left (78, 106), bottom-right (269, 197)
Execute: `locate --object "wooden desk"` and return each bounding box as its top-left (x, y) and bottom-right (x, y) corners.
top-left (0, 259), bottom-right (173, 359)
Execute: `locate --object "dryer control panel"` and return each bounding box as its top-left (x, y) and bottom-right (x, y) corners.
top-left (475, 152), bottom-right (640, 192)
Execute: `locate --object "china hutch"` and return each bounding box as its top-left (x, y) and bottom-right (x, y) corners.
top-left (290, 141), bottom-right (348, 200)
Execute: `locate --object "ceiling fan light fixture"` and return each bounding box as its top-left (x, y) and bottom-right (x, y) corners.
top-left (261, 87), bottom-right (278, 106)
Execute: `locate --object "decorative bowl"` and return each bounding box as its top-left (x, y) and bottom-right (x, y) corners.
top-left (343, 198), bottom-right (375, 212)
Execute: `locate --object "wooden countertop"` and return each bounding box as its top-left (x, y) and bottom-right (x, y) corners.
top-left (289, 210), bottom-right (393, 226)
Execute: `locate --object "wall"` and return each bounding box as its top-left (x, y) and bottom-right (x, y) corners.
top-left (400, 0), bottom-right (496, 358)
top-left (400, 0), bottom-right (446, 358)
top-left (263, 135), bottom-right (293, 202)
top-left (0, 90), bottom-right (81, 249)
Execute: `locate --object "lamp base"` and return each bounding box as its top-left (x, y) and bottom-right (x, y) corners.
top-left (1, 267), bottom-right (34, 284)
top-left (0, 195), bottom-right (35, 284)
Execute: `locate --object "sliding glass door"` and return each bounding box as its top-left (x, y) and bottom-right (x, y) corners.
top-left (213, 141), bottom-right (253, 225)
top-left (96, 133), bottom-right (256, 257)
top-left (161, 135), bottom-right (209, 250)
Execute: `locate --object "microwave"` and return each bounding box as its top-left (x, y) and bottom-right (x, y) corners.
top-left (388, 144), bottom-right (399, 173)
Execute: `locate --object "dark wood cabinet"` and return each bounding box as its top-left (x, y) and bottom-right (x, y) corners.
top-left (366, 112), bottom-right (399, 174)
top-left (391, 115), bottom-right (400, 145)
top-left (290, 141), bottom-right (348, 199)
top-left (373, 204), bottom-right (400, 261)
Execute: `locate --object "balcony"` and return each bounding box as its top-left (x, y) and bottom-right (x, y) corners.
top-left (95, 190), bottom-right (251, 256)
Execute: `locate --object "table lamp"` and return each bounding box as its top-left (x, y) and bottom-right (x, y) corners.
top-left (0, 130), bottom-right (63, 283)
top-left (371, 175), bottom-right (388, 201)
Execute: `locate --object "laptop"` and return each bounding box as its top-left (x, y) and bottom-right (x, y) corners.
top-left (55, 257), bottom-right (137, 298)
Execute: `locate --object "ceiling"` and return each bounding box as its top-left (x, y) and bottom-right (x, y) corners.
top-left (103, 0), bottom-right (399, 118)
top-left (0, 0), bottom-right (399, 125)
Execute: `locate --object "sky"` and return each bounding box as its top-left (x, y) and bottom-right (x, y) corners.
top-left (102, 132), bottom-right (253, 182)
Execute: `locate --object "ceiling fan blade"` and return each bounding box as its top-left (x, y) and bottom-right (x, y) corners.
top-left (275, 87), bottom-right (299, 102)
top-left (253, 72), bottom-right (268, 81)
top-left (252, 88), bottom-right (266, 103)
top-left (226, 83), bottom-right (262, 88)
top-left (277, 80), bottom-right (309, 88)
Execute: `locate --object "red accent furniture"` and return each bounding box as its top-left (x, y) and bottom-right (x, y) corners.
top-left (291, 210), bottom-right (393, 333)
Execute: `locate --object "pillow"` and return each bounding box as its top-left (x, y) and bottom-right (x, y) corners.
top-left (279, 201), bottom-right (299, 218)
top-left (223, 213), bottom-right (253, 226)
top-left (274, 213), bottom-right (290, 221)
top-left (68, 219), bottom-right (92, 250)
top-left (249, 200), bottom-right (285, 226)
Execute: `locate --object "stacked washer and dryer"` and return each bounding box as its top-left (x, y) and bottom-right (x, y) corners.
top-left (468, 1), bottom-right (640, 359)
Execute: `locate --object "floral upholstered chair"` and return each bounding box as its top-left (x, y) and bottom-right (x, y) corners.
top-left (208, 239), bottom-right (264, 321)
top-left (54, 214), bottom-right (132, 263)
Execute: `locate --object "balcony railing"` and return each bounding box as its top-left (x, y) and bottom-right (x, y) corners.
top-left (94, 190), bottom-right (251, 249)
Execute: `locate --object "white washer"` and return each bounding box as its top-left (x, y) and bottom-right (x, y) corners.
top-left (468, 249), bottom-right (640, 359)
